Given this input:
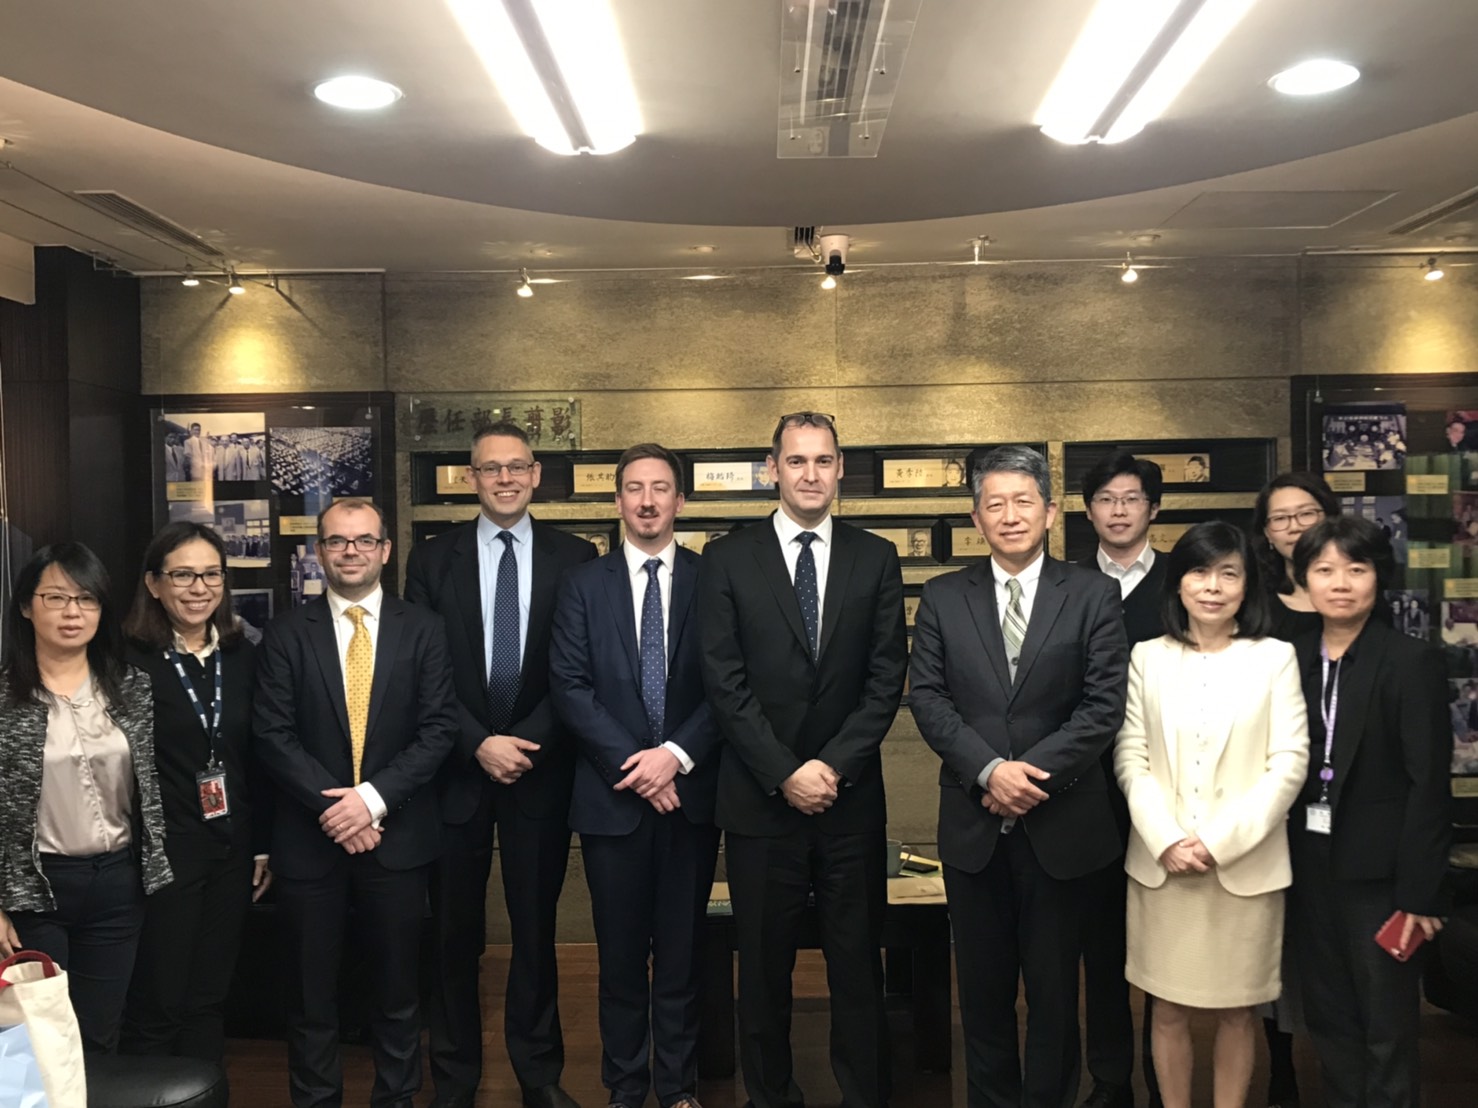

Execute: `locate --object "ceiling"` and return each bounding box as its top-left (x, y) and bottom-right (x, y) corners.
top-left (0, 0), bottom-right (1476, 276)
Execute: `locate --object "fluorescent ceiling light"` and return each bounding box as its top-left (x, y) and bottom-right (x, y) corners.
top-left (1036, 0), bottom-right (1257, 145)
top-left (681, 274), bottom-right (731, 281)
top-left (446, 0), bottom-right (641, 155)
top-left (313, 75), bottom-right (403, 111)
top-left (1269, 58), bottom-right (1360, 96)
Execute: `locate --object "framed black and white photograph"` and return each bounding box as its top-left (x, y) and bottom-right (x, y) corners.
top-left (270, 426), bottom-right (375, 499)
top-left (170, 498), bottom-right (272, 568)
top-left (1321, 403), bottom-right (1407, 472)
top-left (1341, 495), bottom-right (1408, 561)
top-left (161, 411), bottom-right (267, 499)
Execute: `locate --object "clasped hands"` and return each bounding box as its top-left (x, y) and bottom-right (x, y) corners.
top-left (320, 787), bottom-right (378, 854)
top-left (1160, 836), bottom-right (1216, 874)
top-left (781, 759), bottom-right (840, 815)
top-left (476, 733), bottom-right (541, 785)
top-left (981, 760), bottom-right (1051, 818)
top-left (615, 746), bottom-right (682, 813)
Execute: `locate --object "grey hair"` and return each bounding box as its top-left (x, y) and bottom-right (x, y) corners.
top-left (971, 445), bottom-right (1052, 508)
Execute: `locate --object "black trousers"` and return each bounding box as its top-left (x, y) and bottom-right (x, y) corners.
top-left (427, 780), bottom-right (572, 1097)
top-left (275, 856), bottom-right (428, 1108)
top-left (583, 814), bottom-right (721, 1107)
top-left (120, 847), bottom-right (254, 1062)
top-left (9, 849), bottom-right (145, 1054)
top-left (1080, 859), bottom-right (1135, 1088)
top-left (945, 830), bottom-right (1084, 1108)
top-left (1288, 831), bottom-right (1423, 1108)
top-left (726, 825), bottom-right (890, 1108)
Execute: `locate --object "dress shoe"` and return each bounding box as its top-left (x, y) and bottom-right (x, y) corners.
top-left (522, 1085), bottom-right (582, 1108)
top-left (1079, 1080), bottom-right (1134, 1108)
top-left (665, 1098), bottom-right (704, 1108)
top-left (430, 1096), bottom-right (476, 1108)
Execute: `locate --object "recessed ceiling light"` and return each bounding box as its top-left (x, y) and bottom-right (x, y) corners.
top-left (691, 245), bottom-right (718, 254)
top-left (313, 75), bottom-right (403, 111)
top-left (1268, 59), bottom-right (1359, 96)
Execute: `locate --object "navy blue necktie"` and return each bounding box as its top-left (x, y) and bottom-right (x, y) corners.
top-left (639, 558), bottom-right (666, 743)
top-left (795, 531), bottom-right (819, 658)
top-left (486, 530), bottom-right (521, 732)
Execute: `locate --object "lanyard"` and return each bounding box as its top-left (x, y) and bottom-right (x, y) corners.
top-left (1317, 641), bottom-right (1340, 802)
top-left (165, 647), bottom-right (223, 769)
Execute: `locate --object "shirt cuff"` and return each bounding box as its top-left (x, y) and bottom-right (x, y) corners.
top-left (976, 757), bottom-right (1006, 792)
top-left (355, 782), bottom-right (388, 823)
top-left (661, 741), bottom-right (695, 775)
top-left (253, 854), bottom-right (269, 862)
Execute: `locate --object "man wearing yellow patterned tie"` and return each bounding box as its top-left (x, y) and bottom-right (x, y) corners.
top-left (255, 498), bottom-right (459, 1108)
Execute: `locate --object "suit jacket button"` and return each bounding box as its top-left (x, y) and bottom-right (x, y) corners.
top-left (1006, 714), bottom-right (1015, 724)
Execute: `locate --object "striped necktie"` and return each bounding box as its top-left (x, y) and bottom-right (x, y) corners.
top-left (1003, 577), bottom-right (1026, 681)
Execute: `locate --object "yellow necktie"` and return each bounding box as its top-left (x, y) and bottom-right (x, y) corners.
top-left (345, 605), bottom-right (372, 784)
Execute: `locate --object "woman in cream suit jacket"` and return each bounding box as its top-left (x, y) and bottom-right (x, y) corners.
top-left (1115, 522), bottom-right (1309, 1108)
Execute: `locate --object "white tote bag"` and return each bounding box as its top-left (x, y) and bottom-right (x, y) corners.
top-left (0, 951), bottom-right (87, 1108)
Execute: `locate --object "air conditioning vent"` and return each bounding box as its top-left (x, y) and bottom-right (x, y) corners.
top-left (71, 191), bottom-right (226, 258)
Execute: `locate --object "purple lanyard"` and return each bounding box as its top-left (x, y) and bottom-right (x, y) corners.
top-left (1317, 641), bottom-right (1340, 802)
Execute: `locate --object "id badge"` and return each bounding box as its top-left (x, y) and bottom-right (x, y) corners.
top-left (196, 768), bottom-right (231, 820)
top-left (1305, 802), bottom-right (1331, 835)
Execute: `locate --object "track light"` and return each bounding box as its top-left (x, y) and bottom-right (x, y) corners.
top-left (1121, 254), bottom-right (1139, 283)
top-left (181, 265), bottom-right (200, 287)
top-left (1425, 257), bottom-right (1445, 282)
top-left (227, 272), bottom-right (245, 295)
top-left (517, 269), bottom-right (535, 298)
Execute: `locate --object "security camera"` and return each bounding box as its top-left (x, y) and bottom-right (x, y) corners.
top-left (818, 233), bottom-right (849, 275)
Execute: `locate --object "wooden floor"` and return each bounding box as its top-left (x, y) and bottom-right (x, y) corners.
top-left (225, 944), bottom-right (1478, 1106)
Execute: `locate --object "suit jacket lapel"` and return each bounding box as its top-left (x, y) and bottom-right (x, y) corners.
top-left (525, 521), bottom-right (558, 687)
top-left (1010, 557), bottom-right (1067, 701)
top-left (1157, 640), bottom-right (1182, 770)
top-left (817, 524), bottom-right (857, 662)
top-left (364, 598), bottom-right (405, 745)
top-left (667, 549), bottom-right (697, 665)
top-left (451, 523), bottom-right (484, 678)
top-left (1330, 624), bottom-right (1381, 810)
top-left (963, 564), bottom-right (1013, 697)
top-left (753, 520), bottom-right (811, 661)
top-left (305, 600), bottom-right (350, 738)
top-left (601, 552), bottom-right (641, 682)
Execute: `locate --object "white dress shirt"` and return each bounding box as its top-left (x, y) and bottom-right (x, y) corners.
top-left (1097, 540), bottom-right (1156, 599)
top-left (623, 539), bottom-right (694, 773)
top-left (772, 508), bottom-right (833, 643)
top-left (326, 586), bottom-right (387, 822)
top-left (978, 551), bottom-right (1049, 826)
top-left (478, 511), bottom-right (534, 676)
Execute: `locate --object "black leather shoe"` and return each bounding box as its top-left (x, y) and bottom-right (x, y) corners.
top-left (665, 1098), bottom-right (704, 1108)
top-left (430, 1095), bottom-right (477, 1108)
top-left (522, 1085), bottom-right (582, 1108)
top-left (1079, 1080), bottom-right (1134, 1108)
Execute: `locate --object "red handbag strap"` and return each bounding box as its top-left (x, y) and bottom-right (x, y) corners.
top-left (0, 949), bottom-right (60, 987)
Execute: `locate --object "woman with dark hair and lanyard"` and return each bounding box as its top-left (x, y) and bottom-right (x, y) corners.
top-left (1288, 516), bottom-right (1449, 1108)
top-left (118, 522), bottom-right (271, 1063)
top-left (1252, 472), bottom-right (1342, 642)
top-left (0, 542), bottom-right (172, 1052)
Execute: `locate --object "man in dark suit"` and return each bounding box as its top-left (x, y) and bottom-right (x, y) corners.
top-left (550, 442), bottom-right (721, 1108)
top-left (1075, 451), bottom-right (1167, 1108)
top-left (909, 445), bottom-right (1129, 1108)
top-left (254, 498), bottom-right (458, 1108)
top-left (699, 412), bottom-right (907, 1108)
top-left (404, 421), bottom-right (597, 1108)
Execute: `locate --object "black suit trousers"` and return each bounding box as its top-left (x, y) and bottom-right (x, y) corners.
top-left (1288, 830), bottom-right (1423, 1108)
top-left (583, 813), bottom-right (721, 1105)
top-left (945, 829), bottom-right (1085, 1108)
top-left (726, 825), bottom-right (890, 1108)
top-left (275, 856), bottom-right (428, 1108)
top-left (1080, 858), bottom-right (1135, 1087)
top-left (427, 778), bottom-right (572, 1095)
top-left (120, 847), bottom-right (254, 1062)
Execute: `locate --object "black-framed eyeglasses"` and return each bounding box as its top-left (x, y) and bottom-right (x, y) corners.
top-left (159, 568), bottom-right (227, 589)
top-left (469, 461), bottom-right (535, 478)
top-left (34, 591), bottom-right (101, 611)
top-left (1090, 494), bottom-right (1149, 509)
top-left (320, 535), bottom-right (388, 553)
top-left (1265, 507), bottom-right (1324, 532)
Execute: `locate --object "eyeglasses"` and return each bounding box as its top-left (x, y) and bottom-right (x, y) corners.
top-left (469, 461), bottom-right (535, 478)
top-left (159, 568), bottom-right (226, 589)
top-left (320, 535), bottom-right (387, 553)
top-left (1266, 507), bottom-right (1325, 532)
top-left (774, 411), bottom-right (837, 433)
top-left (34, 592), bottom-right (101, 611)
top-left (1090, 494), bottom-right (1150, 509)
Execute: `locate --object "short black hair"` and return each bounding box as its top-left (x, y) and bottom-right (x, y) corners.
top-left (1250, 471), bottom-right (1340, 593)
top-left (1081, 451), bottom-right (1164, 506)
top-left (472, 420), bottom-right (532, 453)
top-left (1160, 521), bottom-right (1273, 646)
top-left (615, 443), bottom-right (685, 495)
top-left (1290, 515), bottom-right (1395, 594)
top-left (123, 522), bottom-right (243, 651)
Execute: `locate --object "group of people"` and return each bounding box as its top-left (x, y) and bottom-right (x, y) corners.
top-left (268, 425), bottom-right (374, 498)
top-left (0, 414), bottom-right (1453, 1108)
top-left (163, 423), bottom-right (267, 483)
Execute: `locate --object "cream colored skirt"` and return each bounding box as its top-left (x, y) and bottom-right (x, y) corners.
top-left (1126, 870), bottom-right (1283, 1009)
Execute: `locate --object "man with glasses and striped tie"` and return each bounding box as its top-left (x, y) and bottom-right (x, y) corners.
top-left (909, 446), bottom-right (1129, 1108)
top-left (253, 497), bottom-right (459, 1107)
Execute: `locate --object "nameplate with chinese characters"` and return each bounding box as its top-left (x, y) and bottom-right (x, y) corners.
top-left (401, 396), bottom-right (581, 450)
top-left (278, 516), bottom-right (319, 536)
top-left (1324, 472), bottom-right (1367, 493)
top-left (1408, 547), bottom-right (1453, 570)
top-left (1446, 579), bottom-right (1478, 600)
top-left (572, 464), bottom-right (618, 496)
top-left (949, 527), bottom-right (991, 558)
top-left (434, 466), bottom-right (470, 496)
top-left (693, 461), bottom-right (773, 493)
top-left (1407, 473), bottom-right (1451, 495)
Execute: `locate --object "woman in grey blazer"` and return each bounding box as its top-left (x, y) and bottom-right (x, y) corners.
top-left (0, 542), bottom-right (171, 1052)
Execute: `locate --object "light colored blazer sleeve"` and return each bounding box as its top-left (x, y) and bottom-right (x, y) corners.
top-left (1115, 640), bottom-right (1187, 870)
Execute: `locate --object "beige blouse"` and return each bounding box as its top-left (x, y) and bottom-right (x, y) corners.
top-left (36, 676), bottom-right (133, 856)
top-left (1173, 648), bottom-right (1236, 837)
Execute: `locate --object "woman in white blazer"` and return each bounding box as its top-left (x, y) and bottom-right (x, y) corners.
top-left (1115, 522), bottom-right (1310, 1108)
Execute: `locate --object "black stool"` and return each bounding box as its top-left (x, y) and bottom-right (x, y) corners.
top-left (84, 1054), bottom-right (227, 1108)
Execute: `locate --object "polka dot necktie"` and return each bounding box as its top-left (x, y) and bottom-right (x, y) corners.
top-left (486, 530), bottom-right (521, 733)
top-left (639, 558), bottom-right (666, 744)
top-left (1003, 577), bottom-right (1026, 681)
top-left (344, 605), bottom-right (372, 784)
top-left (794, 531), bottom-right (819, 658)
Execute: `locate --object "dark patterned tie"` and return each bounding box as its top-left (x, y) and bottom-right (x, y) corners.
top-left (795, 531), bottom-right (819, 658)
top-left (486, 531), bottom-right (521, 731)
top-left (640, 558), bottom-right (666, 743)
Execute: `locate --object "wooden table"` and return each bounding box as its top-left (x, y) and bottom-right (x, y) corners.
top-left (698, 869), bottom-right (952, 1077)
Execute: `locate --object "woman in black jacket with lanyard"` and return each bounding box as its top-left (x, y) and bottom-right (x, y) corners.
top-left (118, 522), bottom-right (271, 1063)
top-left (1289, 515), bottom-right (1449, 1108)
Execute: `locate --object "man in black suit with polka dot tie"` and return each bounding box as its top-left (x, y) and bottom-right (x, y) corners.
top-left (550, 443), bottom-right (721, 1108)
